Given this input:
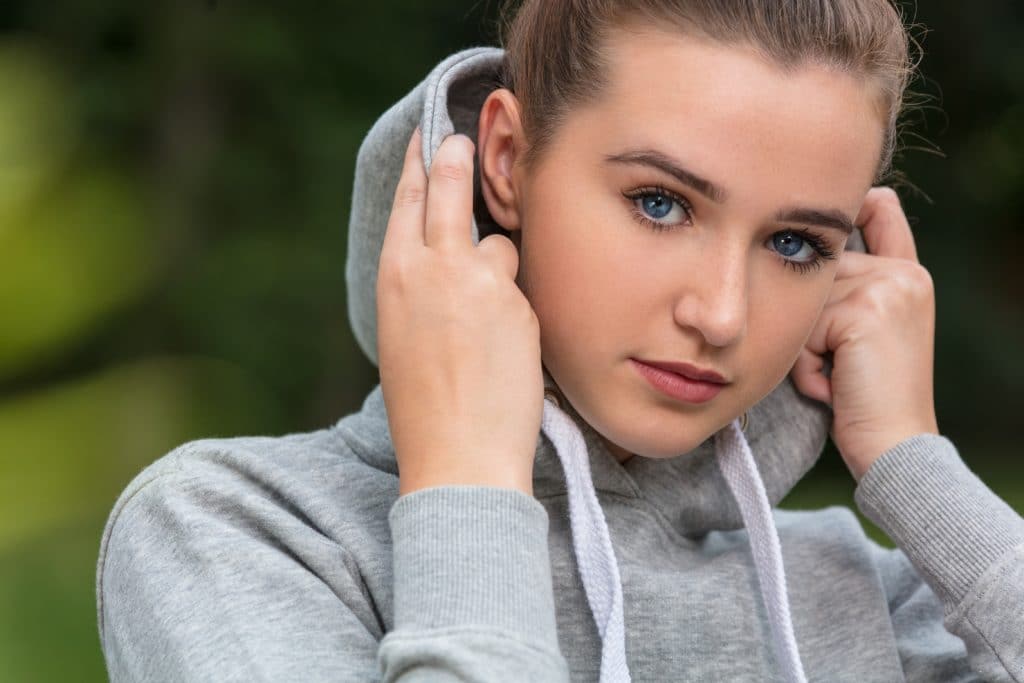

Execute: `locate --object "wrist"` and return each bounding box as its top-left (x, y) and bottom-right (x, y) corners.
top-left (399, 470), bottom-right (534, 497)
top-left (841, 416), bottom-right (939, 482)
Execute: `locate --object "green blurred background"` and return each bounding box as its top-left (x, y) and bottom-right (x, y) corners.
top-left (0, 1), bottom-right (1022, 680)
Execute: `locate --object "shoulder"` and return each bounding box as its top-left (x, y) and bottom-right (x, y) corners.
top-left (95, 425), bottom-right (401, 657)
top-left (97, 421), bottom-right (400, 587)
top-left (100, 383), bottom-right (399, 551)
top-left (105, 423), bottom-right (393, 524)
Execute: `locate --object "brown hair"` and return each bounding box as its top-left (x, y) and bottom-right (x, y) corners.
top-left (498, 0), bottom-right (918, 181)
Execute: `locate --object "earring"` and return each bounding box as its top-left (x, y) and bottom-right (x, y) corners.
top-left (738, 411), bottom-right (749, 432)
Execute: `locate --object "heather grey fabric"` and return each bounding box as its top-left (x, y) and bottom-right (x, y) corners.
top-left (97, 46), bottom-right (1024, 682)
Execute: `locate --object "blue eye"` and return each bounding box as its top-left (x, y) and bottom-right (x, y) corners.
top-left (772, 232), bottom-right (811, 258)
top-left (641, 194), bottom-right (673, 219)
top-left (769, 229), bottom-right (838, 275)
top-left (622, 185), bottom-right (838, 276)
top-left (623, 187), bottom-right (692, 228)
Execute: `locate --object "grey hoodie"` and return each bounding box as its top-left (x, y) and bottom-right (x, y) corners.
top-left (96, 47), bottom-right (1024, 682)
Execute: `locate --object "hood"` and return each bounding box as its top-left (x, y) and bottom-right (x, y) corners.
top-left (345, 45), bottom-right (868, 534)
top-left (344, 46), bottom-right (868, 683)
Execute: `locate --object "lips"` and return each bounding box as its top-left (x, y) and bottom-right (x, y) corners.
top-left (633, 359), bottom-right (730, 385)
top-left (630, 359), bottom-right (728, 404)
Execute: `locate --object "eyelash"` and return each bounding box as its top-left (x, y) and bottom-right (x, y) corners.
top-left (621, 186), bottom-right (839, 275)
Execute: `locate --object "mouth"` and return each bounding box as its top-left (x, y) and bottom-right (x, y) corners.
top-left (633, 358), bottom-right (730, 384)
top-left (630, 358), bottom-right (729, 404)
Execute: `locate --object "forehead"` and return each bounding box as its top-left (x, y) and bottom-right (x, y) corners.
top-left (571, 27), bottom-right (884, 209)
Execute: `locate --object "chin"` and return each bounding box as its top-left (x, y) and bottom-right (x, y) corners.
top-left (565, 390), bottom-right (726, 460)
top-left (602, 421), bottom-right (716, 460)
top-left (632, 437), bottom-right (711, 460)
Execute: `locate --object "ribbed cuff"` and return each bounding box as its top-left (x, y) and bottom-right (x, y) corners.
top-left (854, 433), bottom-right (1024, 607)
top-left (388, 485), bottom-right (559, 643)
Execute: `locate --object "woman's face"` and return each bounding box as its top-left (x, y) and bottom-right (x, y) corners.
top-left (495, 28), bottom-right (885, 461)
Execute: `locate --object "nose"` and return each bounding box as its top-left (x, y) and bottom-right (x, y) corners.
top-left (672, 243), bottom-right (748, 348)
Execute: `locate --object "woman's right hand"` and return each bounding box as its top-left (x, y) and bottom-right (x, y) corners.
top-left (376, 128), bottom-right (544, 497)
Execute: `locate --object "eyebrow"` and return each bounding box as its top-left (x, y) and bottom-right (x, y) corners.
top-left (774, 207), bottom-right (855, 235)
top-left (603, 149), bottom-right (855, 235)
top-left (604, 150), bottom-right (728, 203)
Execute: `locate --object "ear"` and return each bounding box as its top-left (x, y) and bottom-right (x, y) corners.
top-left (477, 88), bottom-right (526, 232)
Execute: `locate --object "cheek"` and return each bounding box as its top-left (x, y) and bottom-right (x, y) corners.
top-left (519, 196), bottom-right (641, 332)
top-left (747, 278), bottom-right (830, 385)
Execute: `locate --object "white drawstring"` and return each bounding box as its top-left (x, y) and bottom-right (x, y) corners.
top-left (715, 419), bottom-right (808, 683)
top-left (541, 397), bottom-right (807, 683)
top-left (542, 396), bottom-right (630, 683)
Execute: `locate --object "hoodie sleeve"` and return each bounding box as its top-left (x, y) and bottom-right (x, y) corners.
top-left (854, 433), bottom-right (1024, 682)
top-left (380, 486), bottom-right (570, 681)
top-left (97, 454), bottom-right (569, 682)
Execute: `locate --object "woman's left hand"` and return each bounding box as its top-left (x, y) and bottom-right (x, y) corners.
top-left (789, 187), bottom-right (940, 482)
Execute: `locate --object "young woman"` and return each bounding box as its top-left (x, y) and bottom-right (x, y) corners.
top-left (97, 1), bottom-right (1024, 681)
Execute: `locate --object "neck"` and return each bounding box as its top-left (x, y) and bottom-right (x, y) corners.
top-left (600, 435), bottom-right (636, 464)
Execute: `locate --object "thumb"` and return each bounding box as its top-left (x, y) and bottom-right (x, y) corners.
top-left (790, 346), bottom-right (832, 406)
top-left (476, 233), bottom-right (520, 281)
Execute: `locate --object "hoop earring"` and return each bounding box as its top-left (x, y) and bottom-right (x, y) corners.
top-left (738, 411), bottom-right (749, 432)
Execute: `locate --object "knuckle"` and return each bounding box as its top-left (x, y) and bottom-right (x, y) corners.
top-left (433, 160), bottom-right (470, 183)
top-left (378, 252), bottom-right (414, 290)
top-left (851, 283), bottom-right (889, 316)
top-left (851, 263), bottom-right (933, 318)
top-left (394, 184), bottom-right (426, 207)
top-left (432, 135), bottom-right (475, 181)
top-left (902, 262), bottom-right (935, 297)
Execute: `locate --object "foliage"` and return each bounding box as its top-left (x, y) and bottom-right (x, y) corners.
top-left (0, 2), bottom-right (1020, 680)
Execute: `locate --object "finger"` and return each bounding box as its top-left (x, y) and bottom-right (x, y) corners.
top-left (834, 249), bottom-right (892, 279)
top-left (477, 233), bottom-right (520, 281)
top-left (825, 269), bottom-right (868, 304)
top-left (834, 251), bottom-right (928, 294)
top-left (802, 297), bottom-right (844, 358)
top-left (855, 187), bottom-right (919, 262)
top-left (383, 128), bottom-right (428, 252)
top-left (424, 134), bottom-right (476, 251)
top-left (790, 346), bottom-right (832, 405)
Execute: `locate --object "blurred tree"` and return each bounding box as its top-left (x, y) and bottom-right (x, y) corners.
top-left (0, 1), bottom-right (1021, 681)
